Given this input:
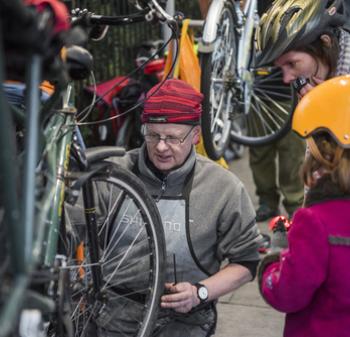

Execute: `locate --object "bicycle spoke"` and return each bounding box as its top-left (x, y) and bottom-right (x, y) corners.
top-left (101, 228), bottom-right (144, 290)
top-left (249, 101), bottom-right (272, 134)
top-left (254, 89), bottom-right (290, 121)
top-left (64, 164), bottom-right (165, 337)
top-left (99, 187), bottom-right (126, 244)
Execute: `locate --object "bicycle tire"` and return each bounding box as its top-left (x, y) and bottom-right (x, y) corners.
top-left (64, 163), bottom-right (166, 337)
top-left (200, 1), bottom-right (237, 160)
top-left (229, 66), bottom-right (296, 146)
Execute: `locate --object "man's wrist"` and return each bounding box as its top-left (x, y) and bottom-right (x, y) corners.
top-left (193, 283), bottom-right (209, 304)
top-left (192, 285), bottom-right (201, 306)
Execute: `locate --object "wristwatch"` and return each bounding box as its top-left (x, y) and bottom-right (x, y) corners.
top-left (194, 283), bottom-right (208, 303)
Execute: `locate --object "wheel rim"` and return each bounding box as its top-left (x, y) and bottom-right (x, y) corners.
top-left (66, 173), bottom-right (163, 337)
top-left (208, 6), bottom-right (236, 153)
top-left (230, 67), bottom-right (295, 145)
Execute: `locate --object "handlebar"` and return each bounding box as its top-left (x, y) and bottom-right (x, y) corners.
top-left (71, 0), bottom-right (176, 29)
top-left (147, 0), bottom-right (176, 26)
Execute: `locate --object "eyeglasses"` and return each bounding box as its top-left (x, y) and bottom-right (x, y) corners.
top-left (143, 126), bottom-right (195, 145)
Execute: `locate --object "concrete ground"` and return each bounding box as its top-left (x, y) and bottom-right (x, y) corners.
top-left (215, 149), bottom-right (285, 337)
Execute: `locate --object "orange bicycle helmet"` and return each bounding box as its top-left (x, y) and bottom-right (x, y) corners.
top-left (292, 75), bottom-right (350, 150)
top-left (256, 0), bottom-right (347, 66)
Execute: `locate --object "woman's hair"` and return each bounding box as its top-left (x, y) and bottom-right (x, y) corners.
top-left (296, 31), bottom-right (340, 77)
top-left (302, 133), bottom-right (350, 192)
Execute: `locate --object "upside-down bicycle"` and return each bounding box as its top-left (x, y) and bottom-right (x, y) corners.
top-left (199, 0), bottom-right (297, 160)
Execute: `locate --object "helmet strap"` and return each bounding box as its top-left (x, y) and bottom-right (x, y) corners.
top-left (307, 137), bottom-right (344, 170)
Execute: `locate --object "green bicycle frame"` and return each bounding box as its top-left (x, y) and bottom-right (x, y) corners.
top-left (40, 87), bottom-right (77, 266)
top-left (0, 45), bottom-right (77, 335)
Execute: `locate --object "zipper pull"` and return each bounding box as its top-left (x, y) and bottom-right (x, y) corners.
top-left (155, 176), bottom-right (167, 202)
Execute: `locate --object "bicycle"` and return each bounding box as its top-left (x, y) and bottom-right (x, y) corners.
top-left (0, 1), bottom-right (177, 336)
top-left (84, 39), bottom-right (165, 149)
top-left (199, 0), bottom-right (297, 160)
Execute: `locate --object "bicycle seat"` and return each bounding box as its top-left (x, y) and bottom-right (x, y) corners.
top-left (66, 45), bottom-right (93, 80)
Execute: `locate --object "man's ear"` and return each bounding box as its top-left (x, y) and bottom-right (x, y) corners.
top-left (192, 125), bottom-right (201, 145)
top-left (320, 34), bottom-right (332, 48)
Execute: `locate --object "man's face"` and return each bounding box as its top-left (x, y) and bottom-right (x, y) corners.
top-left (144, 123), bottom-right (200, 173)
top-left (275, 50), bottom-right (329, 85)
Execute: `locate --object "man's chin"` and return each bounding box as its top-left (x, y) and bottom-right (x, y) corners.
top-left (154, 161), bottom-right (174, 173)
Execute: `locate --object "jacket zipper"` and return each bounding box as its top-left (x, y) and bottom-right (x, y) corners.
top-left (156, 176), bottom-right (167, 202)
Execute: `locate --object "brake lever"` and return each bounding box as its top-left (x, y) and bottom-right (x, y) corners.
top-left (148, 0), bottom-right (177, 28)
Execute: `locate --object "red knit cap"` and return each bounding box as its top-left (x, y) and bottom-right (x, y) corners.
top-left (142, 79), bottom-right (203, 124)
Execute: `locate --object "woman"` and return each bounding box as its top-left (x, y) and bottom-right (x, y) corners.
top-left (258, 75), bottom-right (350, 337)
top-left (257, 0), bottom-right (350, 93)
top-left (250, 0), bottom-right (350, 223)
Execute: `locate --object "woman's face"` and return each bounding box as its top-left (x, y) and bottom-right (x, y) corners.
top-left (275, 50), bottom-right (330, 86)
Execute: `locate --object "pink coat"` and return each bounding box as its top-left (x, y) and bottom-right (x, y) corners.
top-left (260, 199), bottom-right (350, 337)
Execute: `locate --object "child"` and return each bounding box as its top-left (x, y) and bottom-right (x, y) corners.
top-left (258, 75), bottom-right (350, 337)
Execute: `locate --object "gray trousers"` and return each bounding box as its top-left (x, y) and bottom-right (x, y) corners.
top-left (152, 305), bottom-right (217, 337)
top-left (98, 301), bottom-right (217, 337)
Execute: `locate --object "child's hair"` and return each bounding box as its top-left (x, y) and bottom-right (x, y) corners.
top-left (302, 133), bottom-right (350, 192)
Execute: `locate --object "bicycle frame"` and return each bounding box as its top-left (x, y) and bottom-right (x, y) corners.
top-left (0, 63), bottom-right (78, 335)
top-left (0, 28), bottom-right (30, 336)
top-left (41, 84), bottom-right (78, 266)
top-left (0, 1), bottom-right (175, 335)
top-left (200, 0), bottom-right (262, 117)
top-left (237, 0), bottom-right (257, 80)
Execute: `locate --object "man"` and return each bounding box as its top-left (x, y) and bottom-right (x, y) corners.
top-left (110, 79), bottom-right (261, 336)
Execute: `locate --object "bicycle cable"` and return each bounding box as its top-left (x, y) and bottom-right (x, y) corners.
top-left (76, 71), bottom-right (97, 122)
top-left (75, 23), bottom-right (179, 127)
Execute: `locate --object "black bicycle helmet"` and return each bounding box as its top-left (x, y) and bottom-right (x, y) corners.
top-left (256, 0), bottom-right (347, 66)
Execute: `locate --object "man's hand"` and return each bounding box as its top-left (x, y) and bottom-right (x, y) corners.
top-left (160, 282), bottom-right (200, 313)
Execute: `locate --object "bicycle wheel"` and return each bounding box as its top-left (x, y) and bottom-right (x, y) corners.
top-left (229, 66), bottom-right (296, 146)
top-left (200, 1), bottom-right (237, 160)
top-left (64, 163), bottom-right (166, 337)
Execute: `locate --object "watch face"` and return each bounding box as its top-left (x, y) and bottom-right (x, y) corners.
top-left (198, 286), bottom-right (208, 300)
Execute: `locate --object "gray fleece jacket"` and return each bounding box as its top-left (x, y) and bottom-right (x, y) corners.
top-left (109, 144), bottom-right (261, 277)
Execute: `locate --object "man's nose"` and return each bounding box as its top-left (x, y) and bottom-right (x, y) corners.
top-left (155, 139), bottom-right (169, 151)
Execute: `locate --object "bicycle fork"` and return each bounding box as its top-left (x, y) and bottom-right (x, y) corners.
top-left (82, 180), bottom-right (103, 293)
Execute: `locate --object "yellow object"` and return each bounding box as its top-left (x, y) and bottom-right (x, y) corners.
top-left (164, 19), bottom-right (228, 169)
top-left (292, 75), bottom-right (350, 148)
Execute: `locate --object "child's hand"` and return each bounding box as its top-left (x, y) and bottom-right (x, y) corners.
top-left (268, 216), bottom-right (291, 252)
